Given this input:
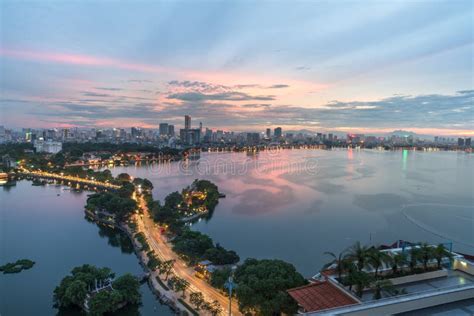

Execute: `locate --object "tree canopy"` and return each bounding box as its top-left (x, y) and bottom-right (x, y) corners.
top-left (53, 265), bottom-right (141, 316)
top-left (234, 258), bottom-right (307, 315)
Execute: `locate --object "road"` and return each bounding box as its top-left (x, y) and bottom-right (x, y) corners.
top-left (135, 195), bottom-right (242, 315)
top-left (17, 169), bottom-right (120, 189)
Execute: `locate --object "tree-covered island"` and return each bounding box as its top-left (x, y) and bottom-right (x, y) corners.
top-left (53, 264), bottom-right (141, 316)
top-left (0, 259), bottom-right (35, 274)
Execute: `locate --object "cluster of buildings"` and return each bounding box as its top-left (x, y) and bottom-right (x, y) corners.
top-left (0, 119), bottom-right (472, 150)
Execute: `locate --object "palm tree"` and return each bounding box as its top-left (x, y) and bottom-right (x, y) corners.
top-left (391, 252), bottom-right (407, 275)
top-left (190, 292), bottom-right (205, 311)
top-left (346, 242), bottom-right (372, 272)
top-left (209, 300), bottom-right (223, 316)
top-left (352, 270), bottom-right (373, 298)
top-left (409, 247), bottom-right (421, 272)
top-left (419, 243), bottom-right (434, 271)
top-left (372, 279), bottom-right (396, 300)
top-left (368, 249), bottom-right (392, 278)
top-left (323, 249), bottom-right (348, 280)
top-left (158, 259), bottom-right (175, 280)
top-left (433, 244), bottom-right (453, 269)
top-left (176, 278), bottom-right (190, 298)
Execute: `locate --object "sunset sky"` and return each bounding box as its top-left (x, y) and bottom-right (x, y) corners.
top-left (0, 0), bottom-right (473, 136)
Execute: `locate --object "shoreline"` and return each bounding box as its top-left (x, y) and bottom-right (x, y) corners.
top-left (85, 211), bottom-right (195, 315)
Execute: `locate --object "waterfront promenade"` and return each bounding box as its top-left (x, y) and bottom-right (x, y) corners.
top-left (16, 169), bottom-right (121, 190)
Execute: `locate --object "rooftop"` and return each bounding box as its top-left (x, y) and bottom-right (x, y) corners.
top-left (359, 269), bottom-right (474, 302)
top-left (287, 281), bottom-right (359, 313)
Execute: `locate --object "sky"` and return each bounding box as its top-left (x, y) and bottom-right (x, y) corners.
top-left (0, 0), bottom-right (473, 136)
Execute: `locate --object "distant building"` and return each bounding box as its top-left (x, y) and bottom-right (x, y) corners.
top-left (131, 127), bottom-right (142, 139)
top-left (180, 129), bottom-right (201, 145)
top-left (274, 127), bottom-right (282, 138)
top-left (185, 115), bottom-right (191, 129)
top-left (159, 123), bottom-right (169, 136)
top-left (458, 138), bottom-right (465, 147)
top-left (465, 138), bottom-right (471, 147)
top-left (34, 139), bottom-right (62, 154)
top-left (168, 125), bottom-right (175, 137)
top-left (247, 132), bottom-right (260, 145)
top-left (266, 128), bottom-right (271, 139)
top-left (204, 128), bottom-right (212, 142)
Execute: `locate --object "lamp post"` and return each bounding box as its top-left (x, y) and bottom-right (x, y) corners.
top-left (225, 266), bottom-right (237, 316)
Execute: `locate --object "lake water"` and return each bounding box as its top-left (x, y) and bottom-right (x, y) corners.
top-left (0, 181), bottom-right (173, 315)
top-left (1, 149), bottom-right (472, 315)
top-left (107, 149), bottom-right (474, 277)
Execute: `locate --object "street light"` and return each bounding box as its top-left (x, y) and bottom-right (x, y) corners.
top-left (224, 265), bottom-right (238, 316)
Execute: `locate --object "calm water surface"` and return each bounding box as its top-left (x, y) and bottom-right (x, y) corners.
top-left (108, 149), bottom-right (473, 277)
top-left (0, 181), bottom-right (173, 316)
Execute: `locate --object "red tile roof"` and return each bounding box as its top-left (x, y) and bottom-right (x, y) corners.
top-left (287, 281), bottom-right (359, 313)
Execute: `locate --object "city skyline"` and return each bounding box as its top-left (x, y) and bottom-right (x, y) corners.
top-left (1, 0), bottom-right (473, 136)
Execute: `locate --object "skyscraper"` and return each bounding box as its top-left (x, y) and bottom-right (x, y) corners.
top-left (185, 115), bottom-right (191, 129)
top-left (465, 138), bottom-right (472, 147)
top-left (159, 123), bottom-right (169, 136)
top-left (274, 127), bottom-right (282, 138)
top-left (266, 128), bottom-right (271, 139)
top-left (168, 125), bottom-right (175, 137)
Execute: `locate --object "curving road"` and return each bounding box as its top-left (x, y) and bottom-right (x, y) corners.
top-left (135, 195), bottom-right (242, 315)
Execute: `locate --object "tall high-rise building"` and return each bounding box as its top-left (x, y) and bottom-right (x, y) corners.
top-left (266, 128), bottom-right (271, 139)
top-left (185, 115), bottom-right (191, 129)
top-left (465, 138), bottom-right (472, 147)
top-left (168, 125), bottom-right (175, 137)
top-left (159, 123), bottom-right (169, 136)
top-left (458, 138), bottom-right (465, 147)
top-left (274, 127), bottom-right (282, 138)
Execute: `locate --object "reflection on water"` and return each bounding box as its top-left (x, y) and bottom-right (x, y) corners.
top-left (104, 149), bottom-right (473, 276)
top-left (0, 181), bottom-right (172, 316)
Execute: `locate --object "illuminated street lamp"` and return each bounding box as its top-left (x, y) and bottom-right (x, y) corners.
top-left (225, 266), bottom-right (238, 316)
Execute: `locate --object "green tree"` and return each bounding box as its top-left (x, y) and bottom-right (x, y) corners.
top-left (117, 173), bottom-right (132, 182)
top-left (113, 273), bottom-right (141, 305)
top-left (158, 260), bottom-right (175, 280)
top-left (210, 267), bottom-right (232, 290)
top-left (172, 230), bottom-right (214, 262)
top-left (204, 244), bottom-right (240, 265)
top-left (433, 244), bottom-right (452, 269)
top-left (409, 247), bottom-right (421, 272)
top-left (345, 242), bottom-right (372, 272)
top-left (234, 258), bottom-right (307, 315)
top-left (368, 249), bottom-right (392, 278)
top-left (391, 252), bottom-right (407, 275)
top-left (419, 243), bottom-right (434, 271)
top-left (64, 280), bottom-right (88, 307)
top-left (372, 279), bottom-right (396, 300)
top-left (88, 290), bottom-right (123, 316)
top-left (209, 300), bottom-right (223, 316)
top-left (323, 249), bottom-right (348, 280)
top-left (351, 270), bottom-right (373, 298)
top-left (190, 292), bottom-right (205, 310)
top-left (174, 277), bottom-right (190, 298)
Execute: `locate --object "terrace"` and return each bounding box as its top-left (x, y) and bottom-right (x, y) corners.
top-left (290, 242), bottom-right (474, 315)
